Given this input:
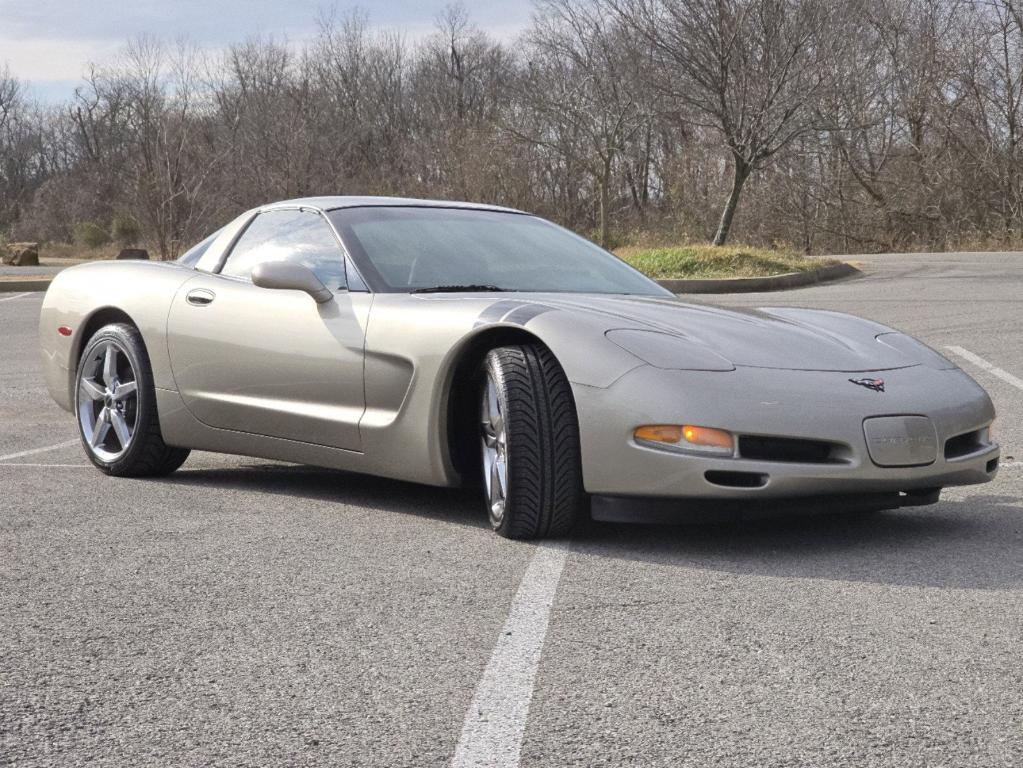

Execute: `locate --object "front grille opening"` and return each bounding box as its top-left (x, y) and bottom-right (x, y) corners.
top-left (945, 428), bottom-right (987, 459)
top-left (737, 435), bottom-right (844, 464)
top-left (987, 457), bottom-right (999, 473)
top-left (705, 470), bottom-right (768, 488)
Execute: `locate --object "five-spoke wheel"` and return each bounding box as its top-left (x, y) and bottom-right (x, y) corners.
top-left (75, 323), bottom-right (189, 476)
top-left (78, 341), bottom-right (139, 462)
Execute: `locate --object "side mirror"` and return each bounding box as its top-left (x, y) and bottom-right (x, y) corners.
top-left (251, 261), bottom-right (333, 304)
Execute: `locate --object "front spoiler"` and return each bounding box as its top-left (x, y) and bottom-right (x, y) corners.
top-left (591, 488), bottom-right (942, 524)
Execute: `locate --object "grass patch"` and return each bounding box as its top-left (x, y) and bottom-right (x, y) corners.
top-left (40, 242), bottom-right (121, 262)
top-left (616, 244), bottom-right (839, 280)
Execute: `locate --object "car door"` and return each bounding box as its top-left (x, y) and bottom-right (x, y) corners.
top-left (166, 208), bottom-right (370, 452)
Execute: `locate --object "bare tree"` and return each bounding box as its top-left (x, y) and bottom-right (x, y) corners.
top-left (611, 0), bottom-right (846, 244)
top-left (512, 0), bottom-right (649, 246)
top-left (9, 1), bottom-right (1023, 258)
top-left (71, 38), bottom-right (226, 258)
top-left (0, 65), bottom-right (26, 228)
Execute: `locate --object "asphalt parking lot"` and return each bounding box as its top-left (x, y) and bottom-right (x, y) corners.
top-left (2, 253), bottom-right (1022, 767)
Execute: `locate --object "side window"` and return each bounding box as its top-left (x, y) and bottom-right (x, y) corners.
top-left (221, 210), bottom-right (347, 290)
top-left (177, 228), bottom-right (223, 268)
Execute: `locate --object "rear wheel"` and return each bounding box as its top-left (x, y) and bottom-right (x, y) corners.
top-left (75, 323), bottom-right (189, 476)
top-left (480, 344), bottom-right (583, 539)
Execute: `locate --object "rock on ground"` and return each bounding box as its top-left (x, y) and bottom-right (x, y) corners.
top-left (1, 242), bottom-right (40, 266)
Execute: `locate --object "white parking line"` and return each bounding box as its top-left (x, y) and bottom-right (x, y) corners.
top-left (947, 346), bottom-right (1023, 392)
top-left (451, 544), bottom-right (568, 768)
top-left (0, 462), bottom-right (90, 468)
top-left (0, 439), bottom-right (79, 463)
top-left (0, 292), bottom-right (32, 303)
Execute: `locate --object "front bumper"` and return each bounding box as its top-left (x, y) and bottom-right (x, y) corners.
top-left (573, 363), bottom-right (998, 502)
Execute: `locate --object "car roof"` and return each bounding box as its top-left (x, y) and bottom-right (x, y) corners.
top-left (191, 196), bottom-right (530, 274)
top-left (265, 196), bottom-right (526, 215)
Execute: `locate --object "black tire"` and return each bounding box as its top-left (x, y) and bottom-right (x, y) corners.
top-left (75, 323), bottom-right (190, 477)
top-left (481, 344), bottom-right (584, 539)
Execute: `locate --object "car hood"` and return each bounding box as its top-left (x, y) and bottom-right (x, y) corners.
top-left (529, 294), bottom-right (915, 372)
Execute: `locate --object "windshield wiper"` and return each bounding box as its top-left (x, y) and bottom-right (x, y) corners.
top-left (411, 284), bottom-right (506, 293)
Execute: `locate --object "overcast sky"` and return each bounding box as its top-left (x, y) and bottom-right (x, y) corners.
top-left (1, 0), bottom-right (534, 102)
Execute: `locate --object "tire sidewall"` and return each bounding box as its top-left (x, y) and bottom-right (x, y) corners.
top-left (75, 324), bottom-right (156, 475)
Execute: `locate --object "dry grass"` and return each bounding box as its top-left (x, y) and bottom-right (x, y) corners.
top-left (39, 243), bottom-right (122, 262)
top-left (615, 243), bottom-right (840, 280)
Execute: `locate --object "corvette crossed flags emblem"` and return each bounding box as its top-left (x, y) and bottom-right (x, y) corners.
top-left (849, 377), bottom-right (885, 393)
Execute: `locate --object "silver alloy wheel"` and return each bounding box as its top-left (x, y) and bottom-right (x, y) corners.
top-left (77, 341), bottom-right (139, 463)
top-left (481, 375), bottom-right (508, 523)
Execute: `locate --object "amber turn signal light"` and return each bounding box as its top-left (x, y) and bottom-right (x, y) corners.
top-left (634, 424), bottom-right (734, 455)
top-left (682, 425), bottom-right (733, 451)
top-left (633, 425), bottom-right (684, 444)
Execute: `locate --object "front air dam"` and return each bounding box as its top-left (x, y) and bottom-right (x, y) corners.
top-left (589, 489), bottom-right (942, 524)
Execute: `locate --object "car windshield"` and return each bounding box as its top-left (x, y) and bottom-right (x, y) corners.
top-left (327, 206), bottom-right (670, 295)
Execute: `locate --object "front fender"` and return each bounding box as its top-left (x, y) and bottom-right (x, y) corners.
top-left (522, 308), bottom-right (648, 388)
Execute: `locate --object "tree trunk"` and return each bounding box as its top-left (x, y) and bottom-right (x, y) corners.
top-left (713, 155), bottom-right (751, 246)
top-left (598, 157), bottom-right (611, 248)
top-left (625, 165), bottom-right (642, 216)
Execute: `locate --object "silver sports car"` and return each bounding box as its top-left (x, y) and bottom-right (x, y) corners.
top-left (40, 197), bottom-right (1000, 538)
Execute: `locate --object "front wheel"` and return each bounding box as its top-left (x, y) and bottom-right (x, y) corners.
top-left (75, 323), bottom-right (190, 477)
top-left (480, 344), bottom-right (584, 539)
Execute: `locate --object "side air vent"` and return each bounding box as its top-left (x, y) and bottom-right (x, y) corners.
top-left (704, 470), bottom-right (768, 488)
top-left (738, 435), bottom-right (844, 464)
top-left (944, 428), bottom-right (988, 460)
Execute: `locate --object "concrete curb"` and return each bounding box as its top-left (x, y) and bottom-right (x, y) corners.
top-left (0, 276), bottom-right (54, 293)
top-left (657, 262), bottom-right (862, 294)
top-left (1, 261), bottom-right (863, 295)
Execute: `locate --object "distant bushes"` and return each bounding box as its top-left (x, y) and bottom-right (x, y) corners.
top-left (111, 215), bottom-right (141, 247)
top-left (74, 222), bottom-right (111, 249)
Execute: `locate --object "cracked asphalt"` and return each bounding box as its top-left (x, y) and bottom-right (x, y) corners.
top-left (2, 252), bottom-right (1022, 767)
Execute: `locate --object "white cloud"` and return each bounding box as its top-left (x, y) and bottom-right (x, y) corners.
top-left (1, 36), bottom-right (122, 81)
top-left (1, 4), bottom-right (530, 103)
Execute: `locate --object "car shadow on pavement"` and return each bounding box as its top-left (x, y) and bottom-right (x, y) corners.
top-left (166, 462), bottom-right (489, 529)
top-left (570, 493), bottom-right (1023, 590)
top-left (163, 461), bottom-right (1020, 590)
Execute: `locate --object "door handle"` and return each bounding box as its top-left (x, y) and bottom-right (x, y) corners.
top-left (186, 289), bottom-right (215, 306)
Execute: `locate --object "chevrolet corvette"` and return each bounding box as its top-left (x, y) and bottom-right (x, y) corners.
top-left (39, 197), bottom-right (1000, 538)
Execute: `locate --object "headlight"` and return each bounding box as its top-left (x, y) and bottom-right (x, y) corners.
top-left (875, 332), bottom-right (956, 370)
top-left (606, 329), bottom-right (734, 371)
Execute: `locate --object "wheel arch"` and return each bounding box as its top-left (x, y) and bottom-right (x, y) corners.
top-left (69, 307), bottom-right (142, 403)
top-left (442, 324), bottom-right (563, 482)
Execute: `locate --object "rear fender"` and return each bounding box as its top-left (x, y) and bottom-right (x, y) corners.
top-left (39, 262), bottom-right (195, 410)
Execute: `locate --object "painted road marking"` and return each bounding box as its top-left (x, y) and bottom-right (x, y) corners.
top-left (0, 462), bottom-right (90, 468)
top-left (0, 292), bottom-right (32, 303)
top-left (451, 544), bottom-right (568, 768)
top-left (0, 439), bottom-right (79, 463)
top-left (948, 346), bottom-right (1023, 392)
